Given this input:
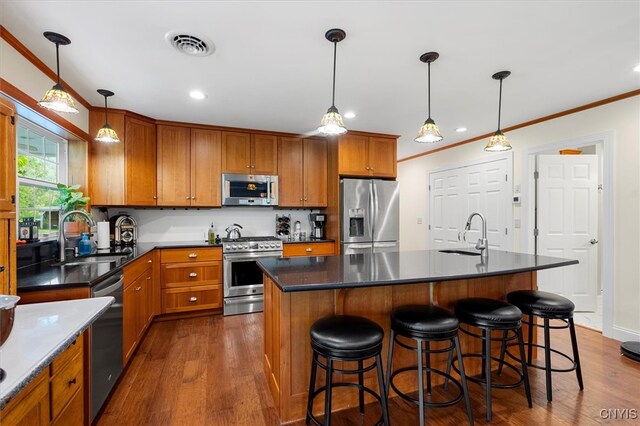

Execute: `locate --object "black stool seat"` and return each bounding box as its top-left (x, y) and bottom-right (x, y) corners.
top-left (455, 298), bottom-right (522, 328)
top-left (311, 315), bottom-right (384, 359)
top-left (391, 304), bottom-right (459, 339)
top-left (507, 290), bottom-right (575, 317)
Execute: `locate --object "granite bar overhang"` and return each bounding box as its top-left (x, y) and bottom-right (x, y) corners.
top-left (258, 249), bottom-right (578, 292)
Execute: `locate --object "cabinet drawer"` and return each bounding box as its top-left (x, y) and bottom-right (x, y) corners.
top-left (161, 285), bottom-right (222, 314)
top-left (161, 261), bottom-right (222, 288)
top-left (283, 242), bottom-right (335, 257)
top-left (160, 247), bottom-right (222, 263)
top-left (50, 334), bottom-right (83, 376)
top-left (50, 352), bottom-right (83, 419)
top-left (52, 382), bottom-right (83, 426)
top-left (124, 253), bottom-right (153, 285)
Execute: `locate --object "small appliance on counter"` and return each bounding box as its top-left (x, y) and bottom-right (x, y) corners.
top-left (309, 213), bottom-right (326, 240)
top-left (109, 215), bottom-right (137, 246)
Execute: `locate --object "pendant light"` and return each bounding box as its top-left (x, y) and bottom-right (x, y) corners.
top-left (94, 90), bottom-right (120, 143)
top-left (37, 32), bottom-right (79, 114)
top-left (484, 71), bottom-right (512, 152)
top-left (415, 52), bottom-right (443, 143)
top-left (318, 28), bottom-right (347, 136)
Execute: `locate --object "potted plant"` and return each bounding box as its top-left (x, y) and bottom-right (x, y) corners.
top-left (54, 183), bottom-right (91, 236)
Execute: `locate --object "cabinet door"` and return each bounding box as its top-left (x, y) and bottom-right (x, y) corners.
top-left (0, 371), bottom-right (49, 426)
top-left (125, 117), bottom-right (157, 205)
top-left (89, 111), bottom-right (125, 205)
top-left (221, 132), bottom-right (251, 173)
top-left (190, 129), bottom-right (221, 207)
top-left (136, 274), bottom-right (149, 341)
top-left (251, 134), bottom-right (278, 175)
top-left (145, 268), bottom-right (154, 325)
top-left (338, 134), bottom-right (369, 176)
top-left (0, 219), bottom-right (8, 295)
top-left (123, 282), bottom-right (137, 365)
top-left (303, 138), bottom-right (327, 207)
top-left (368, 137), bottom-right (397, 178)
top-left (0, 99), bottom-right (16, 212)
top-left (277, 137), bottom-right (303, 207)
top-left (156, 125), bottom-right (191, 206)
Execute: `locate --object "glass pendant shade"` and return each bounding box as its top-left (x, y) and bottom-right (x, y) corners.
top-left (415, 118), bottom-right (443, 143)
top-left (38, 83), bottom-right (79, 114)
top-left (318, 106), bottom-right (347, 136)
top-left (95, 124), bottom-right (120, 143)
top-left (484, 130), bottom-right (512, 152)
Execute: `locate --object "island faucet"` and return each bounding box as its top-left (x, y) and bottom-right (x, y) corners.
top-left (59, 210), bottom-right (96, 262)
top-left (463, 212), bottom-right (488, 260)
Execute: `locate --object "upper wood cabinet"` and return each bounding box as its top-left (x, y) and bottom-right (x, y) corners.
top-left (338, 135), bottom-right (397, 178)
top-left (0, 98), bottom-right (17, 212)
top-left (89, 111), bottom-right (156, 206)
top-left (222, 132), bottom-right (277, 175)
top-left (157, 125), bottom-right (222, 207)
top-left (125, 117), bottom-right (157, 206)
top-left (278, 137), bottom-right (327, 207)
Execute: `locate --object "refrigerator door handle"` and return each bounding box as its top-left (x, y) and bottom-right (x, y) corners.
top-left (370, 180), bottom-right (376, 240)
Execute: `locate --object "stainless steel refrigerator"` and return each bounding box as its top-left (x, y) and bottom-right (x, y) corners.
top-left (340, 178), bottom-right (400, 254)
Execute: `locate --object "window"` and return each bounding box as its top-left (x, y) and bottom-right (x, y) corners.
top-left (16, 118), bottom-right (67, 238)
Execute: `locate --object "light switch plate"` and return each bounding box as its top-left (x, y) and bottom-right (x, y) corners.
top-left (417, 217), bottom-right (423, 225)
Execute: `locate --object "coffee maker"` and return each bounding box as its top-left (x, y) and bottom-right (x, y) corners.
top-left (309, 213), bottom-right (326, 240)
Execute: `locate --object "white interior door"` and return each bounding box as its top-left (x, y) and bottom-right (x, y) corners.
top-left (537, 155), bottom-right (598, 312)
top-left (429, 158), bottom-right (511, 250)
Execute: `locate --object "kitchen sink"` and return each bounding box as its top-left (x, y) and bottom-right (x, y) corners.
top-left (55, 255), bottom-right (130, 266)
top-left (438, 249), bottom-right (481, 256)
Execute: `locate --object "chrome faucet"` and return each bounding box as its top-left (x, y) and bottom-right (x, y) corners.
top-left (462, 212), bottom-right (488, 260)
top-left (59, 210), bottom-right (96, 262)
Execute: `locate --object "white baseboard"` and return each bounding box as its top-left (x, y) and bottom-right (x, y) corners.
top-left (612, 325), bottom-right (640, 342)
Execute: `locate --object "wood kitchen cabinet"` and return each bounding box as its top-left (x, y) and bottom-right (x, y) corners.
top-left (338, 134), bottom-right (397, 178)
top-left (278, 137), bottom-right (327, 207)
top-left (156, 125), bottom-right (222, 207)
top-left (89, 111), bottom-right (157, 206)
top-left (221, 131), bottom-right (277, 174)
top-left (0, 98), bottom-right (16, 212)
top-left (123, 253), bottom-right (154, 366)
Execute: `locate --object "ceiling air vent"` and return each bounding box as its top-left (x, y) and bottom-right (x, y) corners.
top-left (165, 31), bottom-right (214, 57)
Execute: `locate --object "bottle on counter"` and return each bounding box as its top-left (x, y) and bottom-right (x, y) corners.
top-left (78, 232), bottom-right (92, 255)
top-left (214, 234), bottom-right (221, 245)
top-left (208, 223), bottom-right (216, 244)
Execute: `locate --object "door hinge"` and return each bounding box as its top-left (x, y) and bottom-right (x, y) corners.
top-left (505, 174), bottom-right (508, 182)
top-left (428, 224), bottom-right (431, 230)
top-left (533, 228), bottom-right (539, 237)
top-left (10, 116), bottom-right (15, 125)
top-left (10, 195), bottom-right (15, 204)
top-left (428, 185), bottom-right (431, 191)
top-left (534, 171), bottom-right (539, 180)
top-left (505, 228), bottom-right (508, 235)
top-left (598, 184), bottom-right (603, 191)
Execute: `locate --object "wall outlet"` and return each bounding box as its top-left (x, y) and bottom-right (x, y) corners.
top-left (417, 217), bottom-right (423, 225)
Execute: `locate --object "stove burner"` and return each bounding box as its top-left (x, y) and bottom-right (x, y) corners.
top-left (222, 236), bottom-right (283, 253)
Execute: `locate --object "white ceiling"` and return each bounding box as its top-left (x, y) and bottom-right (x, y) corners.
top-left (1, 1), bottom-right (639, 159)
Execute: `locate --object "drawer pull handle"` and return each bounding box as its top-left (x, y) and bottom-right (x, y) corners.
top-left (135, 286), bottom-right (142, 291)
top-left (68, 378), bottom-right (77, 386)
top-left (147, 277), bottom-right (151, 280)
top-left (306, 248), bottom-right (312, 252)
top-left (189, 297), bottom-right (198, 302)
top-left (189, 272), bottom-right (198, 278)
top-left (188, 253), bottom-right (198, 258)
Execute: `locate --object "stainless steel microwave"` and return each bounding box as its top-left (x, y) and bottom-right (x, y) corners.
top-left (222, 174), bottom-right (278, 206)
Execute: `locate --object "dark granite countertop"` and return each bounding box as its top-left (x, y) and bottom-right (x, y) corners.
top-left (258, 249), bottom-right (578, 292)
top-left (17, 241), bottom-right (222, 291)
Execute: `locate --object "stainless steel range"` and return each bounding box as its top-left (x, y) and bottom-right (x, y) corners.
top-left (222, 236), bottom-right (282, 315)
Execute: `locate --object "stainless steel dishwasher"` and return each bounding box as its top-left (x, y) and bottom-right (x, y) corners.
top-left (90, 273), bottom-right (124, 421)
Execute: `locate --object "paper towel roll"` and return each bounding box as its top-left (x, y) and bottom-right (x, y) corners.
top-left (97, 221), bottom-right (111, 249)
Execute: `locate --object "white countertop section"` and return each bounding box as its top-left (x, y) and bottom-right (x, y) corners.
top-left (0, 297), bottom-right (114, 409)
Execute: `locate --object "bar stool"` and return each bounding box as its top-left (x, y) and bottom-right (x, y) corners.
top-left (385, 305), bottom-right (474, 425)
top-left (306, 315), bottom-right (390, 426)
top-left (453, 298), bottom-right (532, 421)
top-left (502, 290), bottom-right (584, 402)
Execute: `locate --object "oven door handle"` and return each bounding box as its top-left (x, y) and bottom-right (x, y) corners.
top-left (223, 252), bottom-right (282, 260)
top-left (224, 295), bottom-right (263, 305)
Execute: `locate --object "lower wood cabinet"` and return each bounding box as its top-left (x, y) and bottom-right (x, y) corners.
top-left (283, 242), bottom-right (335, 258)
top-left (160, 247), bottom-right (222, 314)
top-left (0, 334), bottom-right (86, 426)
top-left (123, 253), bottom-right (155, 366)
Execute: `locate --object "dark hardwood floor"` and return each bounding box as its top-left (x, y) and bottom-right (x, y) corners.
top-left (97, 313), bottom-right (640, 425)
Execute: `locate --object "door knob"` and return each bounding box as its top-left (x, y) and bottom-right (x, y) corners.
top-left (589, 239), bottom-right (599, 245)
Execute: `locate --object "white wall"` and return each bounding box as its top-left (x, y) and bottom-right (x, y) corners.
top-left (398, 96), bottom-right (640, 336)
top-left (92, 207), bottom-right (321, 243)
top-left (0, 39), bottom-right (90, 133)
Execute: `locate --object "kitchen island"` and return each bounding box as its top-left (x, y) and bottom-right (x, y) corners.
top-left (258, 249), bottom-right (577, 423)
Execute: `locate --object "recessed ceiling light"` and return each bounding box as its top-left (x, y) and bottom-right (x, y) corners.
top-left (455, 127), bottom-right (467, 132)
top-left (634, 63), bottom-right (640, 72)
top-left (189, 90), bottom-right (207, 100)
top-left (344, 111), bottom-right (356, 119)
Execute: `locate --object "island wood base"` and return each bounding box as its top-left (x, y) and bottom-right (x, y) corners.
top-left (263, 271), bottom-right (537, 424)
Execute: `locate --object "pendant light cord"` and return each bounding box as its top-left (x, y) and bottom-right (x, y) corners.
top-left (331, 41), bottom-right (337, 108)
top-left (104, 96), bottom-right (109, 125)
top-left (427, 62), bottom-right (431, 119)
top-left (55, 43), bottom-right (61, 85)
top-left (497, 78), bottom-right (503, 131)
